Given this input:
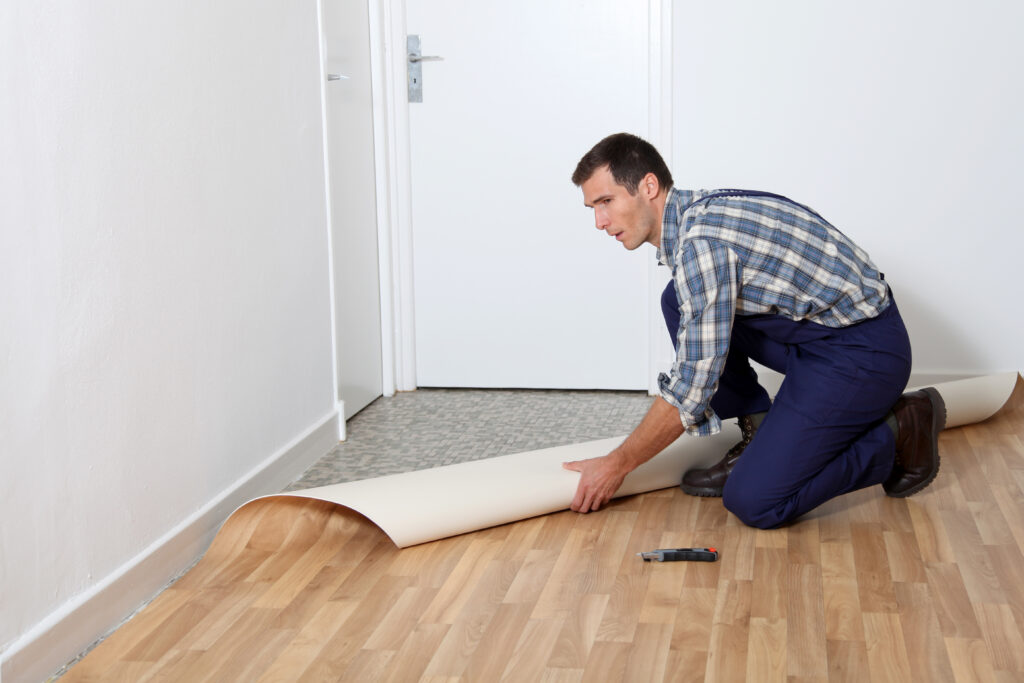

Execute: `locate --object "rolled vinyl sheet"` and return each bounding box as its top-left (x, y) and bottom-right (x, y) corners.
top-left (253, 372), bottom-right (1017, 548)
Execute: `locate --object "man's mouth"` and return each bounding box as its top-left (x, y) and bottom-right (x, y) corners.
top-left (614, 232), bottom-right (625, 241)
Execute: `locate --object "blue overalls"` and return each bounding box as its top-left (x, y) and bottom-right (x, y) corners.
top-left (660, 191), bottom-right (912, 529)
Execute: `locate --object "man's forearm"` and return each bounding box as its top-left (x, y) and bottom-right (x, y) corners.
top-left (615, 396), bottom-right (686, 469)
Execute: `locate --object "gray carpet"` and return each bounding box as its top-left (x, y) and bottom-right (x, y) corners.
top-left (286, 387), bottom-right (654, 490)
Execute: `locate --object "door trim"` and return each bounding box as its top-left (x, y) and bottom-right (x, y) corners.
top-left (372, 0), bottom-right (674, 394)
top-left (647, 0), bottom-right (674, 394)
top-left (368, 0), bottom-right (416, 394)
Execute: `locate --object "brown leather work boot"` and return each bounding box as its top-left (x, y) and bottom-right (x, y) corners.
top-left (883, 387), bottom-right (946, 497)
top-left (680, 414), bottom-right (760, 497)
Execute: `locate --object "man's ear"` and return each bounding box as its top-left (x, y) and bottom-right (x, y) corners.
top-left (641, 172), bottom-right (660, 199)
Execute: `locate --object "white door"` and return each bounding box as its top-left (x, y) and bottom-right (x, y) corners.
top-left (407, 1), bottom-right (653, 389)
top-left (323, 0), bottom-right (383, 417)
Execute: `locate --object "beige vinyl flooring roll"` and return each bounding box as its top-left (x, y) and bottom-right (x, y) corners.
top-left (255, 372), bottom-right (1019, 548)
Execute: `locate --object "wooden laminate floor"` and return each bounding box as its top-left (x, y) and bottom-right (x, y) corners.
top-left (63, 378), bottom-right (1024, 682)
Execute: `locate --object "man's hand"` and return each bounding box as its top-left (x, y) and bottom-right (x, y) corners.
top-left (561, 397), bottom-right (686, 514)
top-left (563, 451), bottom-right (631, 513)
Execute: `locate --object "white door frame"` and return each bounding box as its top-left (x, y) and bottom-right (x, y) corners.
top-left (367, 0), bottom-right (415, 395)
top-left (368, 0), bottom-right (674, 396)
top-left (646, 0), bottom-right (674, 394)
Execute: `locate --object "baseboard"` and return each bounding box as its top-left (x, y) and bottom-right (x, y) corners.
top-left (649, 367), bottom-right (996, 400)
top-left (1, 409), bottom-right (341, 683)
top-left (337, 399), bottom-right (347, 441)
top-left (751, 366), bottom-right (983, 399)
top-left (907, 371), bottom-right (987, 388)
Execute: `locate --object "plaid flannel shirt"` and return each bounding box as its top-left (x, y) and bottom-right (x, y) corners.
top-left (657, 188), bottom-right (889, 436)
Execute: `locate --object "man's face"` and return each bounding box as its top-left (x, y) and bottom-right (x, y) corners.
top-left (580, 166), bottom-right (660, 251)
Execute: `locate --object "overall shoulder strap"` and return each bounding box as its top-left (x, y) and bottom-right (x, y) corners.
top-left (685, 189), bottom-right (827, 223)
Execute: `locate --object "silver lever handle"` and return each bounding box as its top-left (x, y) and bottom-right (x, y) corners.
top-left (327, 73), bottom-right (349, 81)
top-left (407, 35), bottom-right (440, 103)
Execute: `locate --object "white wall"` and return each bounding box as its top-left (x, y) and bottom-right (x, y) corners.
top-left (0, 1), bottom-right (336, 679)
top-left (674, 0), bottom-right (1023, 375)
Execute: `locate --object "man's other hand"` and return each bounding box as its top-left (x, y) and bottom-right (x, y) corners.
top-left (562, 451), bottom-right (630, 513)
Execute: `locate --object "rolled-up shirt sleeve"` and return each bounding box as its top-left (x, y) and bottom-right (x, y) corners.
top-left (658, 238), bottom-right (741, 436)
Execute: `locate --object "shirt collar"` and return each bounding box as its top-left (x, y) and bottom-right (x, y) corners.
top-left (657, 188), bottom-right (714, 265)
top-left (657, 187), bottom-right (694, 266)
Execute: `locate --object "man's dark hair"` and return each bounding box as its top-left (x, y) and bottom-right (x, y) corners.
top-left (571, 132), bottom-right (673, 194)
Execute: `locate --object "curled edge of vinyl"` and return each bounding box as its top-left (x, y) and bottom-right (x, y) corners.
top-left (264, 428), bottom-right (734, 548)
top-left (916, 371), bottom-right (1018, 429)
top-left (239, 372), bottom-right (1018, 548)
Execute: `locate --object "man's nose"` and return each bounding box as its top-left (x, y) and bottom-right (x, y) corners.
top-left (594, 208), bottom-right (609, 230)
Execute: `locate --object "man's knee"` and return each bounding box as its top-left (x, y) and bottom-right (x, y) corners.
top-left (722, 479), bottom-right (788, 530)
top-left (660, 283), bottom-right (681, 349)
top-left (660, 280), bottom-right (678, 316)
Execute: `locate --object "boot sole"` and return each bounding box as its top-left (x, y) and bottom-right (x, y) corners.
top-left (679, 483), bottom-right (724, 498)
top-left (887, 386), bottom-right (947, 498)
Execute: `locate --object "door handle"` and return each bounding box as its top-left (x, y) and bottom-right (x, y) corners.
top-left (326, 74), bottom-right (350, 81)
top-left (407, 35), bottom-right (443, 103)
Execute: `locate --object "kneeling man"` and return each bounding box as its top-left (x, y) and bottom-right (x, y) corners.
top-left (563, 133), bottom-right (943, 528)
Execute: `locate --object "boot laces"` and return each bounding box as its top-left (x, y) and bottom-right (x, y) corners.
top-left (723, 415), bottom-right (757, 459)
top-left (739, 415), bottom-right (756, 444)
